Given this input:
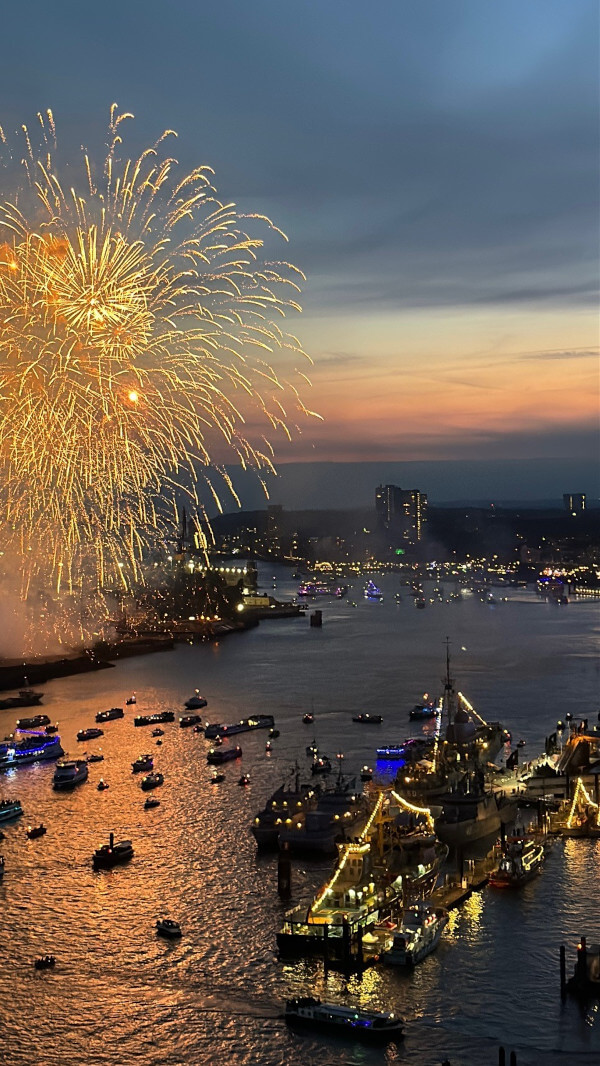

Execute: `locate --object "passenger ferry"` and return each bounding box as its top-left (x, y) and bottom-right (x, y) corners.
top-left (382, 901), bottom-right (448, 966)
top-left (53, 759), bottom-right (89, 790)
top-left (0, 798), bottom-right (23, 822)
top-left (285, 998), bottom-right (403, 1042)
top-left (0, 732), bottom-right (63, 769)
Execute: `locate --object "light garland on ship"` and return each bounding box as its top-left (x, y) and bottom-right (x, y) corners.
top-left (567, 777), bottom-right (599, 828)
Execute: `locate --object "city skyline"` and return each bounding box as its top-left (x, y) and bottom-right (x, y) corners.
top-left (0, 0), bottom-right (597, 496)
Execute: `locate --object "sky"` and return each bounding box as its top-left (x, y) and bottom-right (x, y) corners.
top-left (0, 0), bottom-right (597, 504)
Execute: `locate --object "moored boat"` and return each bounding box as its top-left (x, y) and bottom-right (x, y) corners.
top-left (489, 836), bottom-right (546, 888)
top-left (382, 901), bottom-right (448, 966)
top-left (252, 775), bottom-right (317, 848)
top-left (284, 997), bottom-right (403, 1042)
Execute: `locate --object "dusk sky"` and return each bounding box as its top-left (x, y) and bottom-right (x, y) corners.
top-left (2, 0), bottom-right (598, 504)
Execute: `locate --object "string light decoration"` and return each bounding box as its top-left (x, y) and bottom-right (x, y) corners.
top-left (567, 777), bottom-right (599, 829)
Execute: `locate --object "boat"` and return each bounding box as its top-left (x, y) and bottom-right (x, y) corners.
top-left (415, 597), bottom-right (426, 609)
top-left (0, 856), bottom-right (4, 878)
top-left (95, 707), bottom-right (124, 723)
top-left (278, 769), bottom-right (364, 857)
top-left (434, 785), bottom-right (516, 847)
top-left (278, 789), bottom-right (447, 957)
top-left (156, 918), bottom-right (182, 939)
top-left (311, 755), bottom-right (332, 775)
top-left (180, 714), bottom-right (204, 728)
top-left (151, 728), bottom-right (164, 737)
top-left (360, 766), bottom-right (373, 781)
top-left (409, 699), bottom-right (439, 721)
top-left (34, 955), bottom-right (56, 970)
top-left (15, 714), bottom-right (50, 731)
top-left (364, 580), bottom-right (384, 602)
top-left (44, 723), bottom-right (58, 734)
top-left (0, 798), bottom-right (23, 822)
top-left (269, 728), bottom-right (280, 739)
top-left (0, 687), bottom-right (44, 710)
top-left (97, 780), bottom-right (110, 791)
top-left (134, 712), bottom-right (175, 727)
top-left (207, 745), bottom-right (242, 765)
top-left (377, 737), bottom-right (435, 762)
top-left (381, 901), bottom-right (448, 966)
top-left (92, 833), bottom-right (134, 870)
top-left (239, 773), bottom-right (251, 786)
top-left (0, 732), bottom-right (64, 769)
top-left (284, 998), bottom-right (403, 1042)
top-left (76, 727), bottom-right (104, 742)
top-left (52, 759), bottom-right (88, 790)
top-left (306, 740), bottom-right (319, 758)
top-left (204, 714), bottom-right (274, 739)
top-left (141, 771), bottom-right (164, 791)
top-left (184, 691), bottom-right (208, 710)
top-left (132, 755), bottom-right (154, 773)
top-left (26, 824), bottom-right (47, 839)
top-left (126, 694), bottom-right (137, 705)
top-left (86, 753), bottom-right (104, 763)
top-left (251, 774), bottom-right (317, 848)
top-left (144, 796), bottom-right (161, 809)
top-left (488, 837), bottom-right (546, 888)
top-left (302, 713), bottom-right (314, 725)
top-left (353, 714), bottom-right (383, 725)
top-left (211, 772), bottom-right (225, 784)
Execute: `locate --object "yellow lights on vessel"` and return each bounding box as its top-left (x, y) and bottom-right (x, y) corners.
top-left (236, 603), bottom-right (245, 612)
top-left (567, 778), bottom-right (599, 828)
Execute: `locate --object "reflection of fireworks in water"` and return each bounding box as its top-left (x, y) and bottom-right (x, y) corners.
top-left (0, 106), bottom-right (315, 632)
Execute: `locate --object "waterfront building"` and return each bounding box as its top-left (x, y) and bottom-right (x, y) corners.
top-left (375, 484), bottom-right (428, 546)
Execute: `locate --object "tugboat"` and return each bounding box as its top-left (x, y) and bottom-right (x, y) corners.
top-left (184, 691), bottom-right (208, 710)
top-left (382, 901), bottom-right (448, 966)
top-left (132, 754), bottom-right (153, 773)
top-left (76, 727), bottom-right (104, 742)
top-left (95, 707), bottom-right (124, 723)
top-left (34, 955), bottom-right (56, 970)
top-left (92, 833), bottom-right (134, 871)
top-left (488, 836), bottom-right (546, 888)
top-left (284, 998), bottom-right (403, 1042)
top-left (141, 771), bottom-right (164, 791)
top-left (26, 824), bottom-right (47, 840)
top-left (156, 918), bottom-right (182, 939)
top-left (352, 713), bottom-right (383, 725)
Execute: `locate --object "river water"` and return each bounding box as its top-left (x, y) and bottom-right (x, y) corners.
top-left (1, 567), bottom-right (599, 1066)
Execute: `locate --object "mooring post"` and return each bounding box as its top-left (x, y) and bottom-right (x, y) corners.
top-left (323, 922), bottom-right (329, 974)
top-left (277, 843), bottom-right (292, 899)
top-left (498, 1047), bottom-right (505, 1066)
top-left (576, 936), bottom-right (587, 984)
top-left (342, 914), bottom-right (351, 975)
top-left (356, 925), bottom-right (364, 972)
top-left (509, 1052), bottom-right (517, 1066)
top-left (560, 944), bottom-right (567, 999)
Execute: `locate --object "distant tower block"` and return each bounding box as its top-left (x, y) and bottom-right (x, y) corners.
top-left (563, 493), bottom-right (586, 515)
top-left (375, 484), bottom-right (428, 544)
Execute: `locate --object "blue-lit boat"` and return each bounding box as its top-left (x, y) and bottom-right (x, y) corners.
top-left (364, 580), bottom-right (383, 601)
top-left (0, 798), bottom-right (23, 822)
top-left (284, 998), bottom-right (403, 1042)
top-left (0, 732), bottom-right (63, 769)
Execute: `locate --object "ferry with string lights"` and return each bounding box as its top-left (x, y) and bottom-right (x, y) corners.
top-left (0, 731), bottom-right (63, 770)
top-left (277, 787), bottom-right (447, 959)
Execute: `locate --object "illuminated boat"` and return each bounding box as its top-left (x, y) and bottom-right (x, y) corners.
top-left (134, 712), bottom-right (175, 726)
top-left (206, 745), bottom-right (242, 765)
top-left (311, 755), bottom-right (332, 775)
top-left (52, 759), bottom-right (88, 790)
top-left (141, 771), bottom-right (164, 791)
top-left (95, 707), bottom-right (124, 723)
top-left (0, 798), bottom-right (23, 822)
top-left (26, 824), bottom-right (47, 840)
top-left (284, 998), bottom-right (403, 1042)
top-left (364, 580), bottom-right (383, 601)
top-left (184, 691), bottom-right (207, 710)
top-left (488, 837), bottom-right (545, 888)
top-left (251, 774), bottom-right (317, 849)
top-left (15, 713), bottom-right (50, 731)
top-left (180, 714), bottom-right (204, 728)
top-left (126, 694), bottom-right (136, 705)
top-left (409, 699), bottom-right (440, 721)
top-left (353, 714), bottom-right (383, 725)
top-left (0, 732), bottom-right (63, 769)
top-left (381, 901), bottom-right (448, 966)
top-left (92, 833), bottom-right (134, 870)
top-left (156, 918), bottom-right (182, 939)
top-left (76, 727), bottom-right (104, 742)
top-left (204, 714), bottom-right (274, 739)
top-left (34, 955), bottom-right (56, 970)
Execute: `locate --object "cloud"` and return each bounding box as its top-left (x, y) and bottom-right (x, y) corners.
top-left (519, 347), bottom-right (599, 361)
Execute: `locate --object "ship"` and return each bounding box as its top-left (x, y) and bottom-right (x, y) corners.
top-left (278, 774), bottom-right (364, 856)
top-left (0, 732), bottom-right (63, 770)
top-left (52, 758), bottom-right (88, 790)
top-left (134, 712), bottom-right (175, 726)
top-left (488, 836), bottom-right (546, 887)
top-left (204, 714), bottom-right (274, 739)
top-left (381, 900), bottom-right (448, 966)
top-left (0, 685), bottom-right (44, 710)
top-left (277, 788), bottom-right (447, 959)
top-left (95, 707), bottom-right (124, 723)
top-left (15, 713), bottom-right (51, 731)
top-left (0, 798), bottom-right (23, 822)
top-left (92, 833), bottom-right (134, 870)
top-left (284, 998), bottom-right (403, 1042)
top-left (251, 772), bottom-right (317, 849)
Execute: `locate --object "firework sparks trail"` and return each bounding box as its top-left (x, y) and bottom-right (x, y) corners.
top-left (0, 107), bottom-right (316, 617)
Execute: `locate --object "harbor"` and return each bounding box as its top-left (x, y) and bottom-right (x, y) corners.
top-left (0, 570), bottom-right (599, 1066)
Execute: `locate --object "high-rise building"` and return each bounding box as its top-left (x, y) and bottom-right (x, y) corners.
top-left (563, 493), bottom-right (586, 515)
top-left (266, 504), bottom-right (283, 554)
top-left (375, 484), bottom-right (428, 545)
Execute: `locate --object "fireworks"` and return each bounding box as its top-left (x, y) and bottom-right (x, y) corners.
top-left (0, 106), bottom-right (314, 609)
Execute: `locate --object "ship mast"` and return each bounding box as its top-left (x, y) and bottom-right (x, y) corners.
top-left (443, 636), bottom-right (455, 726)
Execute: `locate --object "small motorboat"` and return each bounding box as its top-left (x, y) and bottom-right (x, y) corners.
top-left (126, 694), bottom-right (137, 705)
top-left (302, 713), bottom-right (314, 725)
top-left (87, 753), bottom-right (104, 763)
top-left (211, 772), bottom-right (225, 784)
top-left (517, 739), bottom-right (527, 748)
top-left (97, 780), bottom-right (109, 791)
top-left (34, 955), bottom-right (56, 970)
top-left (156, 740), bottom-right (163, 746)
top-left (352, 713), bottom-right (383, 725)
top-left (265, 741), bottom-right (273, 753)
top-left (269, 728), bottom-right (280, 739)
top-left (306, 740), bottom-right (319, 758)
top-left (193, 725), bottom-right (203, 734)
top-left (141, 771), bottom-right (164, 791)
top-left (311, 755), bottom-right (332, 775)
top-left (144, 796), bottom-right (161, 810)
top-left (26, 824), bottom-right (47, 840)
top-left (156, 918), bottom-right (182, 939)
top-left (151, 728), bottom-right (164, 737)
top-left (360, 765), bottom-right (373, 781)
top-left (213, 735), bottom-right (223, 746)
top-left (132, 755), bottom-right (153, 773)
top-left (77, 727), bottom-right (104, 742)
top-left (238, 773), bottom-right (251, 787)
top-left (44, 723), bottom-right (59, 734)
top-left (184, 691), bottom-right (208, 710)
